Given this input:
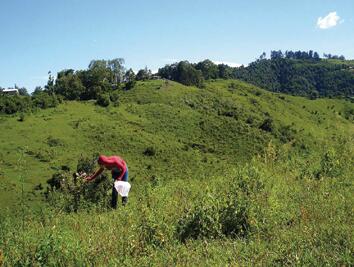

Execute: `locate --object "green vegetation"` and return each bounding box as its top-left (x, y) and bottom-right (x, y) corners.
top-left (0, 79), bottom-right (353, 265)
top-left (2, 51), bottom-right (352, 117)
top-left (158, 51), bottom-right (354, 97)
top-left (0, 92), bottom-right (60, 114)
top-left (234, 56), bottom-right (354, 98)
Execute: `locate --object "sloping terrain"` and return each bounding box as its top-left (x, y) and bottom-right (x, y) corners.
top-left (0, 79), bottom-right (353, 265)
top-left (0, 79), bottom-right (353, 207)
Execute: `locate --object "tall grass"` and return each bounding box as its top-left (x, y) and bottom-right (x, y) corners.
top-left (1, 140), bottom-right (352, 266)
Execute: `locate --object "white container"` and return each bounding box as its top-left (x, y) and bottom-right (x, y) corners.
top-left (114, 181), bottom-right (131, 197)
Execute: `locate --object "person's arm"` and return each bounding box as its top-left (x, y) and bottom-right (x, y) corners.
top-left (85, 167), bottom-right (104, 181)
top-left (116, 168), bottom-right (125, 181)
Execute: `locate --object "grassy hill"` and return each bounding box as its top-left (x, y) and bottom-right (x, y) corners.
top-left (0, 79), bottom-right (353, 265)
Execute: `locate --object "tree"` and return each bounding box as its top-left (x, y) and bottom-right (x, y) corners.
top-left (195, 59), bottom-right (219, 80)
top-left (45, 71), bottom-right (55, 95)
top-left (177, 61), bottom-right (204, 88)
top-left (218, 64), bottom-right (233, 79)
top-left (313, 52), bottom-right (320, 61)
top-left (158, 63), bottom-right (178, 80)
top-left (271, 50), bottom-right (283, 59)
top-left (88, 58), bottom-right (125, 85)
top-left (108, 58), bottom-right (125, 84)
top-left (32, 86), bottom-right (43, 96)
top-left (158, 61), bottom-right (204, 87)
top-left (124, 69), bottom-right (136, 90)
top-left (18, 87), bottom-right (29, 96)
top-left (136, 67), bottom-right (152, 81)
top-left (259, 52), bottom-right (267, 60)
top-left (309, 50), bottom-right (313, 59)
top-left (55, 70), bottom-right (85, 100)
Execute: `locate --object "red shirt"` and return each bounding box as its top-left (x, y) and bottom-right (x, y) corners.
top-left (98, 155), bottom-right (127, 180)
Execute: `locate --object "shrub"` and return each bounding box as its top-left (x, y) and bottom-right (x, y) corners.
top-left (96, 94), bottom-right (110, 107)
top-left (46, 171), bottom-right (67, 190)
top-left (125, 80), bottom-right (136, 90)
top-left (137, 205), bottom-right (169, 249)
top-left (35, 149), bottom-right (54, 162)
top-left (143, 147), bottom-right (156, 156)
top-left (177, 165), bottom-right (265, 242)
top-left (246, 116), bottom-right (254, 125)
top-left (46, 136), bottom-right (64, 147)
top-left (109, 90), bottom-right (120, 103)
top-left (0, 95), bottom-right (31, 114)
top-left (32, 92), bottom-right (59, 109)
top-left (259, 117), bottom-right (274, 132)
top-left (177, 193), bottom-right (222, 242)
top-left (45, 154), bottom-right (111, 212)
top-left (18, 113), bottom-right (25, 122)
top-left (278, 124), bottom-right (297, 143)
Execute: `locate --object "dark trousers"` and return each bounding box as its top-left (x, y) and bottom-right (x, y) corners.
top-left (111, 185), bottom-right (128, 209)
top-left (111, 168), bottom-right (129, 209)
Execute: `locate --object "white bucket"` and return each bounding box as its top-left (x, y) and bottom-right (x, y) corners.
top-left (114, 181), bottom-right (131, 197)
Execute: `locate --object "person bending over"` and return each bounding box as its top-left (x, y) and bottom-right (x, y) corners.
top-left (85, 155), bottom-right (129, 208)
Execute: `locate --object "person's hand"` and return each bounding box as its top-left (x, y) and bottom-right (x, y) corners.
top-left (84, 176), bottom-right (91, 182)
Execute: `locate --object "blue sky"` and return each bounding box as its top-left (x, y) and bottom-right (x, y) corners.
top-left (0, 0), bottom-right (353, 91)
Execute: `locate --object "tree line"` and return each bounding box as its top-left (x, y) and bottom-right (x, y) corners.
top-left (157, 50), bottom-right (353, 97)
top-left (0, 59), bottom-right (154, 114)
top-left (233, 51), bottom-right (353, 97)
top-left (1, 50), bottom-right (353, 114)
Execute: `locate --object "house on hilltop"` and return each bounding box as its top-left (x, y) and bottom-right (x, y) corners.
top-left (2, 88), bottom-right (19, 95)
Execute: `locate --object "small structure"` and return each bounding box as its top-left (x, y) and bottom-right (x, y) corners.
top-left (2, 89), bottom-right (19, 95)
top-left (151, 75), bottom-right (161, 80)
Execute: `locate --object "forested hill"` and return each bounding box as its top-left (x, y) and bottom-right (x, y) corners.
top-left (233, 57), bottom-right (354, 98)
top-left (158, 51), bottom-right (354, 98)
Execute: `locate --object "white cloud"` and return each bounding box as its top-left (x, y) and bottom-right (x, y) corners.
top-left (317, 12), bottom-right (341, 29)
top-left (213, 61), bottom-right (242, 68)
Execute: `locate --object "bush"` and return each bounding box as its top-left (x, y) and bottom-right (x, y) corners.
top-left (125, 80), bottom-right (136, 90)
top-left (18, 113), bottom-right (26, 122)
top-left (177, 165), bottom-right (265, 242)
top-left (177, 193), bottom-right (222, 242)
top-left (0, 95), bottom-right (31, 114)
top-left (143, 147), bottom-right (156, 156)
top-left (109, 90), bottom-right (120, 104)
top-left (278, 124), bottom-right (297, 143)
top-left (259, 117), bottom-right (274, 132)
top-left (96, 94), bottom-right (110, 107)
top-left (45, 154), bottom-right (111, 212)
top-left (32, 92), bottom-right (59, 109)
top-left (137, 205), bottom-right (169, 249)
top-left (46, 136), bottom-right (64, 147)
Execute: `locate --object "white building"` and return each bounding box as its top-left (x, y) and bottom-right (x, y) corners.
top-left (2, 89), bottom-right (19, 95)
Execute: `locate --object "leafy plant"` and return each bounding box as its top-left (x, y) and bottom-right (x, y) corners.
top-left (96, 94), bottom-right (110, 107)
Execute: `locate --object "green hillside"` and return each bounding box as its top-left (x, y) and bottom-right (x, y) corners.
top-left (157, 52), bottom-right (354, 98)
top-left (233, 57), bottom-right (354, 97)
top-left (0, 79), bottom-right (353, 265)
